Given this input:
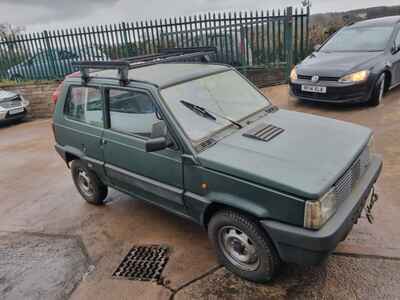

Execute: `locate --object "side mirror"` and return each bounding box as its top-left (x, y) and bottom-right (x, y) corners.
top-left (151, 120), bottom-right (168, 138)
top-left (313, 44), bottom-right (321, 52)
top-left (145, 137), bottom-right (168, 152)
top-left (145, 120), bottom-right (173, 152)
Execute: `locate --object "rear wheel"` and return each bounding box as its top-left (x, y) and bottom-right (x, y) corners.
top-left (71, 160), bottom-right (107, 205)
top-left (208, 210), bottom-right (280, 283)
top-left (368, 73), bottom-right (385, 106)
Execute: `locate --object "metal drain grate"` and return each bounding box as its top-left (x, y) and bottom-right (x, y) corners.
top-left (112, 245), bottom-right (170, 282)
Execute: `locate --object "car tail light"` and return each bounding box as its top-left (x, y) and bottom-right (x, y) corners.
top-left (51, 85), bottom-right (62, 104)
top-left (51, 72), bottom-right (80, 104)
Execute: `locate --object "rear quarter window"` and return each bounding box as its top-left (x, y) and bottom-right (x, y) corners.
top-left (64, 86), bottom-right (103, 127)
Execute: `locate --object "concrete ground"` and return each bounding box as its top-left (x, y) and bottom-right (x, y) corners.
top-left (0, 85), bottom-right (399, 299)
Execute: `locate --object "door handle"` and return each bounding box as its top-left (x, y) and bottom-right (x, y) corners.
top-left (100, 139), bottom-right (107, 146)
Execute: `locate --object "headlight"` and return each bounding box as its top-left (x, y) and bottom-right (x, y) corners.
top-left (339, 70), bottom-right (369, 83)
top-left (20, 95), bottom-right (30, 107)
top-left (290, 67), bottom-right (298, 81)
top-left (304, 188), bottom-right (337, 229)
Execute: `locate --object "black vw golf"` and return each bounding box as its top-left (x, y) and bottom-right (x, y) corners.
top-left (290, 16), bottom-right (400, 106)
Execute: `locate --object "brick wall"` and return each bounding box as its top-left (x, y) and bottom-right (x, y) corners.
top-left (2, 82), bottom-right (59, 119)
top-left (242, 65), bottom-right (287, 88)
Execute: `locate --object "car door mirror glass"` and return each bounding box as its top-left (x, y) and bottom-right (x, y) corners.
top-left (150, 120), bottom-right (168, 138)
top-left (147, 120), bottom-right (174, 152)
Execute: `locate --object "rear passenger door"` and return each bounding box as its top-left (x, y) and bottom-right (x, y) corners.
top-left (102, 87), bottom-right (185, 214)
top-left (61, 85), bottom-right (106, 179)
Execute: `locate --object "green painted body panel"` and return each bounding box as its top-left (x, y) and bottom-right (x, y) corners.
top-left (53, 64), bottom-right (373, 230)
top-left (183, 164), bottom-right (306, 226)
top-left (197, 109), bottom-right (371, 199)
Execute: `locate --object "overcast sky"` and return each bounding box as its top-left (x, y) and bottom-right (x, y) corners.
top-left (1, 0), bottom-right (399, 32)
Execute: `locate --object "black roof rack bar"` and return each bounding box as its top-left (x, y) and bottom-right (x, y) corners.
top-left (123, 47), bottom-right (217, 64)
top-left (159, 47), bottom-right (217, 54)
top-left (124, 52), bottom-right (180, 64)
top-left (72, 60), bottom-right (130, 85)
top-left (72, 47), bottom-right (217, 86)
top-left (128, 50), bottom-right (216, 70)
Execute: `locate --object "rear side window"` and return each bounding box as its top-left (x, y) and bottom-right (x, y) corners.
top-left (108, 89), bottom-right (157, 138)
top-left (64, 86), bottom-right (103, 127)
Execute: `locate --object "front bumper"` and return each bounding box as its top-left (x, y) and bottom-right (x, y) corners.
top-left (289, 79), bottom-right (373, 103)
top-left (0, 107), bottom-right (27, 121)
top-left (261, 154), bottom-right (382, 265)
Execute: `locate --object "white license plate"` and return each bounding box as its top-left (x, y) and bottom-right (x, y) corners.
top-left (9, 107), bottom-right (24, 115)
top-left (301, 85), bottom-right (327, 93)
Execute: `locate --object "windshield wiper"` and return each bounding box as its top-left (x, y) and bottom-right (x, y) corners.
top-left (180, 100), bottom-right (242, 129)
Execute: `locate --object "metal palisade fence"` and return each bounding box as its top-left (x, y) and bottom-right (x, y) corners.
top-left (0, 6), bottom-right (309, 81)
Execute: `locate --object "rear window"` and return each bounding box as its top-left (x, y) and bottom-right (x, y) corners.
top-left (64, 86), bottom-right (103, 127)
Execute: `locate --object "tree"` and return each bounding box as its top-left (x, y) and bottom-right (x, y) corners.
top-left (301, 0), bottom-right (312, 8)
top-left (0, 23), bottom-right (25, 42)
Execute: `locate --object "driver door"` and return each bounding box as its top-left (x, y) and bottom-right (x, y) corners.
top-left (102, 87), bottom-right (185, 214)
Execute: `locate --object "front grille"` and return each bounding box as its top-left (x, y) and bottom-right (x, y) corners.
top-left (291, 83), bottom-right (368, 101)
top-left (334, 146), bottom-right (370, 203)
top-left (0, 100), bottom-right (22, 109)
top-left (112, 245), bottom-right (170, 282)
top-left (298, 74), bottom-right (339, 82)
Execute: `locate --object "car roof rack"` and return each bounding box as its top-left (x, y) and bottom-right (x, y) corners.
top-left (72, 47), bottom-right (217, 86)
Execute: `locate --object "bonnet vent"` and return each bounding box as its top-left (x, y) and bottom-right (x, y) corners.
top-left (243, 123), bottom-right (284, 142)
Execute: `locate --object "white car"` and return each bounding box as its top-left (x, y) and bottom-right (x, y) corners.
top-left (0, 90), bottom-right (30, 123)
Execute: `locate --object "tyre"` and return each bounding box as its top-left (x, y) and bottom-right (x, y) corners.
top-left (71, 160), bottom-right (108, 205)
top-left (368, 73), bottom-right (385, 106)
top-left (208, 210), bottom-right (280, 283)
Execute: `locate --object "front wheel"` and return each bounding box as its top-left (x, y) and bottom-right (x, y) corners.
top-left (368, 73), bottom-right (385, 106)
top-left (208, 210), bottom-right (281, 283)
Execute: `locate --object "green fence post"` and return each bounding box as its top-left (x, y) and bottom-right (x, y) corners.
top-left (284, 6), bottom-right (293, 82)
top-left (42, 30), bottom-right (57, 79)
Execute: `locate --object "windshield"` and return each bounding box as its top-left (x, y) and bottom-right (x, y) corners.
top-left (161, 70), bottom-right (271, 142)
top-left (320, 26), bottom-right (394, 52)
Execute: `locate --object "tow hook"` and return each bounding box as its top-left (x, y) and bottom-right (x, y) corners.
top-left (365, 187), bottom-right (378, 224)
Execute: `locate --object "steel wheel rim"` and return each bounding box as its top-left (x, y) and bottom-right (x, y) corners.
top-left (218, 226), bottom-right (260, 271)
top-left (77, 168), bottom-right (94, 197)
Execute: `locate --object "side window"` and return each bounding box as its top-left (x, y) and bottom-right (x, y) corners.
top-left (108, 89), bottom-right (157, 138)
top-left (64, 86), bottom-right (103, 127)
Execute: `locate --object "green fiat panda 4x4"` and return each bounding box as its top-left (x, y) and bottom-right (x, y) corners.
top-left (53, 49), bottom-right (382, 282)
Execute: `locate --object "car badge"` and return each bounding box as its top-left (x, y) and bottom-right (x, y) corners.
top-left (311, 75), bottom-right (319, 83)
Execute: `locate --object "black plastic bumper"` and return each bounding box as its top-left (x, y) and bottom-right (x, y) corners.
top-left (289, 80), bottom-right (373, 103)
top-left (261, 154), bottom-right (383, 265)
